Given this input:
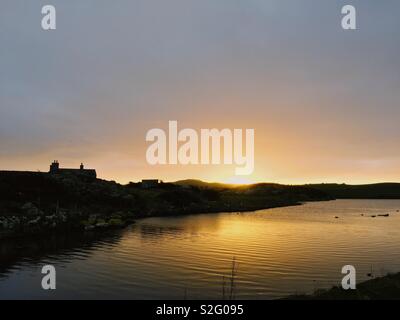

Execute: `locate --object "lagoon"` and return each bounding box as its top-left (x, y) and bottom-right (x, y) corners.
top-left (1, 199), bottom-right (400, 299)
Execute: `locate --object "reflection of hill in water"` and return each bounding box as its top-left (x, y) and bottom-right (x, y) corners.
top-left (136, 214), bottom-right (224, 240)
top-left (0, 230), bottom-right (124, 279)
top-left (0, 214), bottom-right (224, 278)
top-left (137, 224), bottom-right (186, 239)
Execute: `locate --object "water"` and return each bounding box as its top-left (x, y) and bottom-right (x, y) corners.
top-left (1, 199), bottom-right (400, 299)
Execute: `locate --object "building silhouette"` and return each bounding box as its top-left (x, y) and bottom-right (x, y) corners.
top-left (49, 160), bottom-right (96, 178)
top-left (141, 179), bottom-right (161, 188)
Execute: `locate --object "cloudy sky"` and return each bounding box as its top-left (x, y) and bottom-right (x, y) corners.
top-left (1, 0), bottom-right (400, 184)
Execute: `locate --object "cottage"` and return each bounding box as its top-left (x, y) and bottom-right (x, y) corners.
top-left (49, 160), bottom-right (97, 178)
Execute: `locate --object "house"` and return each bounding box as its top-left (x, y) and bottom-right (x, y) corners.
top-left (49, 160), bottom-right (97, 178)
top-left (141, 179), bottom-right (161, 188)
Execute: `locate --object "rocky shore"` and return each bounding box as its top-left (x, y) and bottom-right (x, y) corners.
top-left (0, 207), bottom-right (132, 239)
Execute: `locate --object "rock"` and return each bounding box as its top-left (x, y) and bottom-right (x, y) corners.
top-left (95, 222), bottom-right (109, 228)
top-left (45, 215), bottom-right (53, 220)
top-left (378, 214), bottom-right (389, 217)
top-left (54, 209), bottom-right (68, 222)
top-left (95, 219), bottom-right (109, 228)
top-left (27, 216), bottom-right (41, 226)
top-left (108, 218), bottom-right (124, 227)
top-left (88, 215), bottom-right (97, 225)
top-left (21, 202), bottom-right (41, 216)
top-left (4, 216), bottom-right (20, 229)
top-left (80, 220), bottom-right (90, 226)
top-left (84, 225), bottom-right (95, 231)
top-left (111, 213), bottom-right (123, 219)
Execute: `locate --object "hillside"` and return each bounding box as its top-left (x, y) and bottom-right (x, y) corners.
top-left (0, 172), bottom-right (331, 238)
top-left (175, 180), bottom-right (400, 199)
top-left (4, 173), bottom-right (399, 239)
top-left (308, 183), bottom-right (400, 199)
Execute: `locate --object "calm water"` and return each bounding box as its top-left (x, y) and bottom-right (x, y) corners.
top-left (1, 199), bottom-right (400, 299)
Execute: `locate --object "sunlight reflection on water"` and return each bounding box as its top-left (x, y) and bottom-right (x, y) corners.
top-left (1, 199), bottom-right (400, 299)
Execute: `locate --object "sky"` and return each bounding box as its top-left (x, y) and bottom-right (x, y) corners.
top-left (1, 0), bottom-right (400, 184)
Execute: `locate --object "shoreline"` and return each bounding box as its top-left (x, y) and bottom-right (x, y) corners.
top-left (0, 200), bottom-right (306, 240)
top-left (285, 272), bottom-right (400, 300)
top-left (0, 172), bottom-right (333, 240)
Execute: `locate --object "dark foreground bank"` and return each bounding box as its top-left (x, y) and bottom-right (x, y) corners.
top-left (286, 272), bottom-right (400, 300)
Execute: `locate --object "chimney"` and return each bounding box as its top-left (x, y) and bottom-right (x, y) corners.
top-left (50, 160), bottom-right (59, 173)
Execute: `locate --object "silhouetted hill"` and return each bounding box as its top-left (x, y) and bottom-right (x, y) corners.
top-left (308, 183), bottom-right (400, 199)
top-left (175, 180), bottom-right (400, 199)
top-left (174, 179), bottom-right (232, 189)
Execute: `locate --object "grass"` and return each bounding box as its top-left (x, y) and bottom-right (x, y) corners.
top-left (222, 257), bottom-right (238, 300)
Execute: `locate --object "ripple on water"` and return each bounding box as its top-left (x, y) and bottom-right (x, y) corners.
top-left (2, 200), bottom-right (400, 299)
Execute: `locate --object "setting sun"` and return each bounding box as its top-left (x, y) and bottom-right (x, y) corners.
top-left (223, 176), bottom-right (254, 185)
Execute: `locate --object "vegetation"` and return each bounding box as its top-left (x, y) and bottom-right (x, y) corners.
top-left (287, 272), bottom-right (400, 300)
top-left (309, 183), bottom-right (400, 199)
top-left (177, 180), bottom-right (400, 200)
top-left (222, 257), bottom-right (238, 300)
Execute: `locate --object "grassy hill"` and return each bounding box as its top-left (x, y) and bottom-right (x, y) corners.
top-left (175, 180), bottom-right (400, 199)
top-left (308, 183), bottom-right (400, 199)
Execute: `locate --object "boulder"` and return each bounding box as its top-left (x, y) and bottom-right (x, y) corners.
top-left (21, 202), bottom-right (42, 216)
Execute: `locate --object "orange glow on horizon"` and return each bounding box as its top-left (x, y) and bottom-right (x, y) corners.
top-left (222, 176), bottom-right (255, 185)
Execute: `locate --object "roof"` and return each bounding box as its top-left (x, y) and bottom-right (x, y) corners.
top-left (54, 168), bottom-right (97, 177)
